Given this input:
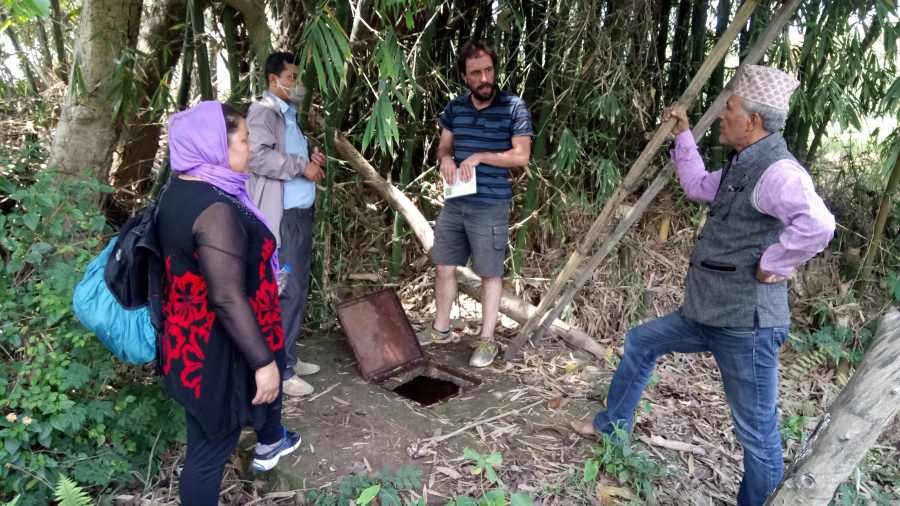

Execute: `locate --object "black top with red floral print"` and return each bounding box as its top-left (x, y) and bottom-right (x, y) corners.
top-left (156, 177), bottom-right (285, 437)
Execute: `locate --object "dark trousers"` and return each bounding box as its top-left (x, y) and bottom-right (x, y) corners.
top-left (279, 207), bottom-right (314, 379)
top-left (179, 396), bottom-right (284, 505)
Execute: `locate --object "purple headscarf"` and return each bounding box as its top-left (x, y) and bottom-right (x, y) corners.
top-left (168, 100), bottom-right (278, 273)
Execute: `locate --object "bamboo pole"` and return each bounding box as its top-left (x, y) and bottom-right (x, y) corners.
top-left (858, 139), bottom-right (900, 286)
top-left (765, 308), bottom-right (900, 505)
top-left (528, 0), bottom-right (804, 346)
top-left (505, 0), bottom-right (762, 360)
top-left (189, 0), bottom-right (213, 101)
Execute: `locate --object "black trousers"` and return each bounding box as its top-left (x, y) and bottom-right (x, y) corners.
top-left (179, 396), bottom-right (283, 505)
top-left (278, 207), bottom-right (314, 379)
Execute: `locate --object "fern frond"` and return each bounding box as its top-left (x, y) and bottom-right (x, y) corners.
top-left (53, 476), bottom-right (92, 506)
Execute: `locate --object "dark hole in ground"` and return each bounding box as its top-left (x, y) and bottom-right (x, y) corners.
top-left (392, 375), bottom-right (460, 406)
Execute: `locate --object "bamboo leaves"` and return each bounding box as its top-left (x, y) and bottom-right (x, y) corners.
top-left (299, 8), bottom-right (351, 95)
top-left (1, 0), bottom-right (50, 21)
top-left (363, 90), bottom-right (401, 155)
top-left (362, 29), bottom-right (415, 155)
top-left (553, 128), bottom-right (580, 175)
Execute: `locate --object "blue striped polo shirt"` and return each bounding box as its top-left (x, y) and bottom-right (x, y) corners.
top-left (438, 91), bottom-right (533, 204)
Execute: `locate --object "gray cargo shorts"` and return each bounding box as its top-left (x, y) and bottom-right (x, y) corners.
top-left (432, 199), bottom-right (510, 278)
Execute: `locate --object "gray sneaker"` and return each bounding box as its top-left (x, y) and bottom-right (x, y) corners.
top-left (469, 340), bottom-right (499, 367)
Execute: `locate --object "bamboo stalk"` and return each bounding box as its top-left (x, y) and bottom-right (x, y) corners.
top-left (858, 139), bottom-right (900, 286)
top-left (189, 0), bottom-right (214, 100)
top-left (527, 0), bottom-right (804, 347)
top-left (222, 5), bottom-right (241, 100)
top-left (49, 0), bottom-right (68, 80)
top-left (505, 0), bottom-right (763, 360)
top-left (176, 5), bottom-right (194, 110)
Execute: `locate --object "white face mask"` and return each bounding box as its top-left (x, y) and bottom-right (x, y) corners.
top-left (275, 78), bottom-right (306, 105)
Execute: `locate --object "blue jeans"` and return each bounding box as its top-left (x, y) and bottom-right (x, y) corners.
top-left (593, 311), bottom-right (788, 506)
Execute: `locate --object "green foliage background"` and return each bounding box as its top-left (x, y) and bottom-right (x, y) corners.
top-left (0, 144), bottom-right (182, 503)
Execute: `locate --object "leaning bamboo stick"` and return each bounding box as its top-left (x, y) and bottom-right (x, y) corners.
top-left (505, 0), bottom-right (762, 360)
top-left (529, 0), bottom-right (804, 344)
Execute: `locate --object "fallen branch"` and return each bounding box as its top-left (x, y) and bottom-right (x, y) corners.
top-left (638, 435), bottom-right (707, 456)
top-left (766, 308), bottom-right (900, 505)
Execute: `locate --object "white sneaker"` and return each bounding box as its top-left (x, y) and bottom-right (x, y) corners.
top-left (295, 361), bottom-right (320, 376)
top-left (252, 428), bottom-right (302, 472)
top-left (283, 376), bottom-right (314, 397)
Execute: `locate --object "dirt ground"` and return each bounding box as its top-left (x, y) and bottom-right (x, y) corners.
top-left (245, 300), bottom-right (765, 505)
top-left (266, 328), bottom-right (601, 502)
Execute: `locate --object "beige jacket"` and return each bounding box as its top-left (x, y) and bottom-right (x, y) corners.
top-left (247, 92), bottom-right (309, 245)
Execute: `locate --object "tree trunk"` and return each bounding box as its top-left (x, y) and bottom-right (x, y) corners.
top-left (190, 0), bottom-right (214, 100)
top-left (49, 0), bottom-right (68, 81)
top-left (654, 0), bottom-right (673, 111)
top-left (48, 0), bottom-right (143, 179)
top-left (114, 0), bottom-right (187, 196)
top-left (223, 0), bottom-right (272, 91)
top-left (35, 19), bottom-right (55, 74)
top-left (604, 0), bottom-right (630, 58)
top-left (766, 308), bottom-right (900, 505)
top-left (666, 0), bottom-right (692, 102)
top-left (707, 0), bottom-right (732, 152)
top-left (739, 1), bottom-right (769, 58)
top-left (176, 5), bottom-right (195, 111)
top-left (4, 23), bottom-right (41, 96)
top-left (689, 0), bottom-right (709, 74)
top-left (222, 4), bottom-right (241, 100)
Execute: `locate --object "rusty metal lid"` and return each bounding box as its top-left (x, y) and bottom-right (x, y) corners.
top-left (335, 288), bottom-right (424, 382)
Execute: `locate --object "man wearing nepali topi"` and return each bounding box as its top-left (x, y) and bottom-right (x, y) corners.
top-left (572, 65), bottom-right (836, 506)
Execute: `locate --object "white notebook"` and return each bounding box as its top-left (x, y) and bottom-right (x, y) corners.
top-left (443, 175), bottom-right (477, 199)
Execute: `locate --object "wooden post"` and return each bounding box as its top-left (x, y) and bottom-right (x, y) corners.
top-left (505, 0), bottom-right (762, 360)
top-left (766, 308), bottom-right (900, 505)
top-left (529, 0), bottom-right (804, 345)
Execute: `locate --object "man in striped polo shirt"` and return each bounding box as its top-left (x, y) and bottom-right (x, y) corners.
top-left (417, 40), bottom-right (533, 368)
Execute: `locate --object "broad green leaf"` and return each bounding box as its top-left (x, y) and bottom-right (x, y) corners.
top-left (355, 484), bottom-right (380, 505)
top-left (510, 493), bottom-right (534, 506)
top-left (583, 458), bottom-right (599, 482)
top-left (22, 213), bottom-right (39, 231)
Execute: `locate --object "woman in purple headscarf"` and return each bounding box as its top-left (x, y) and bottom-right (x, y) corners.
top-left (157, 101), bottom-right (301, 504)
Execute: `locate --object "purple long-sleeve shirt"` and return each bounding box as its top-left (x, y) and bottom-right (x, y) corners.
top-left (671, 130), bottom-right (835, 277)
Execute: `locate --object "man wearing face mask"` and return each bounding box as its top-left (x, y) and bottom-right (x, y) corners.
top-left (247, 52), bottom-right (326, 397)
top-left (417, 40), bottom-right (533, 368)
